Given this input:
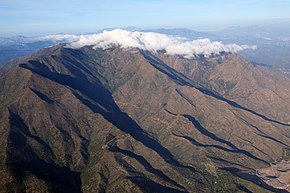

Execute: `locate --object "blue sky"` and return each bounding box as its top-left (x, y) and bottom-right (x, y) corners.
top-left (1, 0), bottom-right (290, 36)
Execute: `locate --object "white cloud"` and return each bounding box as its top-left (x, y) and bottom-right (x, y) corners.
top-left (30, 29), bottom-right (256, 58)
top-left (0, 29), bottom-right (257, 58)
top-left (68, 29), bottom-right (256, 58)
top-left (34, 34), bottom-right (80, 42)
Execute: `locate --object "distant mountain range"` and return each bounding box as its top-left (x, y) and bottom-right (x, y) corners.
top-left (1, 25), bottom-right (290, 75)
top-left (0, 32), bottom-right (289, 192)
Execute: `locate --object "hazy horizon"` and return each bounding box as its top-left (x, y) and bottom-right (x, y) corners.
top-left (1, 0), bottom-right (290, 36)
top-left (1, 19), bottom-right (290, 37)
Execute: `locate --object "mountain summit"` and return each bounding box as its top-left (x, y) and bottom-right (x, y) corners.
top-left (0, 34), bottom-right (289, 192)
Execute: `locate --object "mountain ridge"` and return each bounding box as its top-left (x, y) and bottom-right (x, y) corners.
top-left (0, 44), bottom-right (289, 192)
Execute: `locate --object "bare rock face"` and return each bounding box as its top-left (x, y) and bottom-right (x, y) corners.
top-left (0, 45), bottom-right (289, 193)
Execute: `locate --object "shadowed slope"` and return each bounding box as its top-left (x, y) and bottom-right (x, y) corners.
top-left (141, 51), bottom-right (290, 127)
top-left (19, 56), bottom-right (209, 186)
top-left (0, 45), bottom-right (289, 193)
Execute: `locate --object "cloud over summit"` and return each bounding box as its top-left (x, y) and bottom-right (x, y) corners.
top-left (67, 29), bottom-right (256, 58)
top-left (8, 30), bottom-right (256, 59)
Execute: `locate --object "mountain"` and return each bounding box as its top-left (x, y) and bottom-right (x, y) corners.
top-left (0, 35), bottom-right (78, 66)
top-left (0, 41), bottom-right (55, 66)
top-left (141, 26), bottom-right (290, 74)
top-left (2, 25), bottom-right (290, 76)
top-left (216, 25), bottom-right (290, 74)
top-left (0, 40), bottom-right (290, 192)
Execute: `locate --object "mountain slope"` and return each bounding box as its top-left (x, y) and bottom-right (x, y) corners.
top-left (0, 45), bottom-right (289, 193)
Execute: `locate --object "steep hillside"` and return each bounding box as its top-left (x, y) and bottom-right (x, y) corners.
top-left (0, 44), bottom-right (289, 193)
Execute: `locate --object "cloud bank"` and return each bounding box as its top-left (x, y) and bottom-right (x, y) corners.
top-left (3, 30), bottom-right (256, 58)
top-left (35, 34), bottom-right (80, 43)
top-left (67, 29), bottom-right (256, 58)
